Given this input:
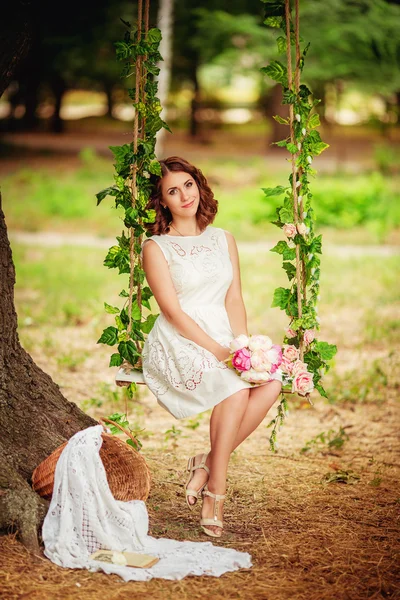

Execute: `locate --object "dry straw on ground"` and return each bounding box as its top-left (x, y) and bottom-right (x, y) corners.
top-left (1, 395), bottom-right (399, 600)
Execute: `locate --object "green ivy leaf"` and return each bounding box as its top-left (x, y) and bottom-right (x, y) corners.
top-left (148, 160), bottom-right (162, 176)
top-left (262, 185), bottom-right (287, 197)
top-left (263, 16), bottom-right (283, 28)
top-left (271, 287), bottom-right (291, 309)
top-left (279, 207), bottom-right (293, 222)
top-left (96, 186), bottom-right (118, 206)
top-left (261, 61), bottom-right (287, 85)
top-left (311, 234), bottom-right (322, 254)
top-left (147, 27), bottom-right (162, 44)
top-left (270, 240), bottom-right (289, 254)
top-left (308, 113), bottom-right (320, 129)
top-left (315, 382), bottom-right (328, 398)
top-left (287, 142), bottom-right (299, 154)
top-left (109, 353), bottom-right (123, 367)
top-left (124, 207), bottom-right (138, 227)
top-left (141, 313), bottom-right (158, 334)
top-left (311, 142), bottom-right (330, 156)
top-left (282, 261), bottom-right (297, 281)
top-left (283, 246), bottom-right (296, 260)
top-left (97, 326), bottom-right (118, 346)
top-left (116, 313), bottom-right (126, 330)
top-left (273, 114), bottom-right (289, 125)
top-left (282, 89), bottom-right (297, 105)
top-left (315, 341), bottom-right (337, 361)
top-left (276, 36), bottom-right (286, 54)
top-left (131, 299), bottom-right (142, 321)
top-left (118, 340), bottom-right (140, 365)
top-left (104, 302), bottom-right (120, 314)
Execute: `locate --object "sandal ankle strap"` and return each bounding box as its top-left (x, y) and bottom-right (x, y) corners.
top-left (192, 453), bottom-right (210, 475)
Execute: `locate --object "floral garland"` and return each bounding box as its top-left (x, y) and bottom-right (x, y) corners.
top-left (260, 0), bottom-right (337, 451)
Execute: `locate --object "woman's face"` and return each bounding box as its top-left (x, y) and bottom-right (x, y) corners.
top-left (160, 170), bottom-right (200, 218)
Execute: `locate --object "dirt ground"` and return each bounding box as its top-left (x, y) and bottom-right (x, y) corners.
top-left (0, 349), bottom-right (399, 600)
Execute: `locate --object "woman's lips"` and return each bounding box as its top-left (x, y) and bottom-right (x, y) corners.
top-left (182, 200), bottom-right (195, 208)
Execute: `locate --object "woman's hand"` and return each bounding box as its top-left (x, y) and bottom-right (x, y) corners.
top-left (215, 346), bottom-right (231, 363)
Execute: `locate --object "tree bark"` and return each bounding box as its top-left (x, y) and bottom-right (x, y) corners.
top-left (0, 198), bottom-right (96, 551)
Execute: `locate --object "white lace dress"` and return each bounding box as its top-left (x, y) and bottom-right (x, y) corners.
top-left (141, 226), bottom-right (281, 419)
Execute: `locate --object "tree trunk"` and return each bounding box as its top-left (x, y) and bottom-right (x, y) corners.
top-left (0, 196), bottom-right (96, 551)
top-left (50, 74), bottom-right (66, 133)
top-left (155, 0), bottom-right (174, 157)
top-left (0, 2), bottom-right (97, 554)
top-left (189, 61), bottom-right (200, 139)
top-left (104, 81), bottom-right (115, 118)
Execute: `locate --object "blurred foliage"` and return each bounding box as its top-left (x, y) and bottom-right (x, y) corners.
top-left (3, 0), bottom-right (400, 131)
top-left (3, 155), bottom-right (400, 242)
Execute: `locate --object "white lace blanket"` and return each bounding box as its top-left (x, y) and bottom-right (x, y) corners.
top-left (42, 425), bottom-right (252, 581)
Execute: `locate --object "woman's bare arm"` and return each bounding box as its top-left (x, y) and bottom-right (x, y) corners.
top-left (224, 231), bottom-right (248, 338)
top-left (142, 240), bottom-right (230, 362)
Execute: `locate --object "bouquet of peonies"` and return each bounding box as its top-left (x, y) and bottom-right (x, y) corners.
top-left (225, 334), bottom-right (283, 385)
top-left (226, 333), bottom-right (315, 396)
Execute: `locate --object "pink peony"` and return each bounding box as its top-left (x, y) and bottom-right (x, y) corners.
top-left (250, 349), bottom-right (272, 373)
top-left (283, 344), bottom-right (300, 362)
top-left (291, 359), bottom-right (308, 375)
top-left (304, 329), bottom-right (316, 345)
top-left (292, 371), bottom-right (314, 395)
top-left (229, 334), bottom-right (249, 352)
top-left (266, 344), bottom-right (283, 367)
top-left (285, 328), bottom-right (297, 339)
top-left (280, 356), bottom-right (294, 374)
top-left (283, 223), bottom-right (296, 239)
top-left (232, 348), bottom-right (251, 372)
top-left (248, 335), bottom-right (273, 352)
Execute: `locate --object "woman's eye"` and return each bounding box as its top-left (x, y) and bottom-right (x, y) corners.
top-left (186, 182), bottom-right (193, 187)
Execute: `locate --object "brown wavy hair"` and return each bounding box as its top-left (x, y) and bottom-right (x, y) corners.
top-left (143, 156), bottom-right (218, 236)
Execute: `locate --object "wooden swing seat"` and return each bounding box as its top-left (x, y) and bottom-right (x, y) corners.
top-left (115, 366), bottom-right (147, 387)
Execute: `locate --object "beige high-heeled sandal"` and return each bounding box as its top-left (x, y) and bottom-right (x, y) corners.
top-left (200, 484), bottom-right (226, 538)
top-left (184, 453), bottom-right (210, 510)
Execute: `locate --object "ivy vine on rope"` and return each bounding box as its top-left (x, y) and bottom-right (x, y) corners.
top-left (261, 0), bottom-right (337, 451)
top-left (95, 0), bottom-right (169, 398)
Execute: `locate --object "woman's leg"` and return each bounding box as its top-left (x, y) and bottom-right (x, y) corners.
top-left (231, 380), bottom-right (282, 451)
top-left (199, 388), bottom-right (250, 535)
top-left (186, 381), bottom-right (281, 508)
top-left (186, 382), bottom-right (281, 528)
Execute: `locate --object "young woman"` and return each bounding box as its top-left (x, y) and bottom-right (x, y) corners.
top-left (141, 156), bottom-right (282, 538)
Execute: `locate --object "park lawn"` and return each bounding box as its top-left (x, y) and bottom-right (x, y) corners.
top-left (3, 150), bottom-right (400, 243)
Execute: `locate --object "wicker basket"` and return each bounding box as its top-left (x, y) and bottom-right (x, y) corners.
top-left (31, 418), bottom-right (151, 502)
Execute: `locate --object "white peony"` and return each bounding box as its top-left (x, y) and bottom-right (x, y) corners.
top-left (248, 335), bottom-right (273, 352)
top-left (229, 334), bottom-right (249, 352)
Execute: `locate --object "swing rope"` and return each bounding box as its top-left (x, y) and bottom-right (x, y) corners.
top-left (285, 0), bottom-right (303, 360)
top-left (127, 0), bottom-right (150, 357)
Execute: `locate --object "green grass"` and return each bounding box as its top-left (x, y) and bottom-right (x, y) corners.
top-left (3, 150), bottom-right (400, 243)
